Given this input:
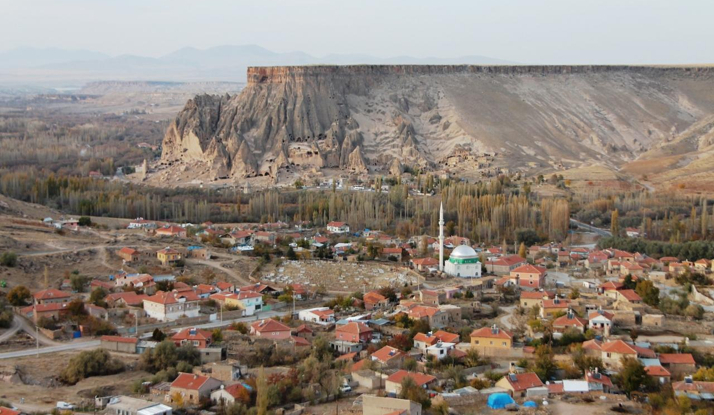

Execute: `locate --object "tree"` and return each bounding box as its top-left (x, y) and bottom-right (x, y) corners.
top-left (70, 274), bottom-right (88, 292)
top-left (464, 348), bottom-right (482, 368)
top-left (635, 280), bottom-right (659, 306)
top-left (622, 274), bottom-right (636, 290)
top-left (610, 209), bottom-right (620, 237)
top-left (201, 268), bottom-right (217, 285)
top-left (286, 246), bottom-right (297, 260)
top-left (615, 357), bottom-right (652, 396)
top-left (518, 242), bottom-right (527, 259)
top-left (78, 216), bottom-right (92, 227)
top-left (60, 349), bottom-right (124, 384)
top-left (66, 299), bottom-right (87, 317)
top-left (685, 304), bottom-right (705, 320)
top-left (89, 287), bottom-right (107, 306)
top-left (534, 345), bottom-right (556, 381)
top-left (7, 285), bottom-right (31, 306)
top-left (399, 376), bottom-right (431, 408)
top-left (569, 288), bottom-right (580, 300)
top-left (212, 329), bottom-right (223, 343)
top-left (170, 392), bottom-right (184, 408)
top-left (256, 367), bottom-right (268, 415)
top-left (151, 328), bottom-right (166, 342)
top-left (0, 251), bottom-right (17, 267)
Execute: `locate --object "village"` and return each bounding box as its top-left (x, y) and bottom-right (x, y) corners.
top-left (0, 200), bottom-right (713, 415)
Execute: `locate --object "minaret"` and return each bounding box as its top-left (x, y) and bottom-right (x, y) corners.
top-left (439, 202), bottom-right (444, 272)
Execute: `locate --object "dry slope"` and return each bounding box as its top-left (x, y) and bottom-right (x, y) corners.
top-left (156, 65), bottom-right (714, 184)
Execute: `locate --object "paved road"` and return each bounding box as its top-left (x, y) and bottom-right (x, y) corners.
top-left (0, 306), bottom-right (297, 360)
top-left (0, 339), bottom-right (101, 359)
top-left (570, 219), bottom-right (612, 237)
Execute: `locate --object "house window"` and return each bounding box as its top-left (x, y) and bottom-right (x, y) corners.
top-left (503, 342), bottom-right (507, 346)
top-left (607, 353), bottom-right (611, 358)
top-left (490, 341), bottom-right (493, 345)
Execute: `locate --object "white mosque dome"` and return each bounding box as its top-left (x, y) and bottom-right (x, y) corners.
top-left (450, 245), bottom-right (478, 258)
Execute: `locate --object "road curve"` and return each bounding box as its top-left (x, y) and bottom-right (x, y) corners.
top-left (569, 218), bottom-right (612, 237)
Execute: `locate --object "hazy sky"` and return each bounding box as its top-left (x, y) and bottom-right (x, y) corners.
top-left (2, 0), bottom-right (713, 63)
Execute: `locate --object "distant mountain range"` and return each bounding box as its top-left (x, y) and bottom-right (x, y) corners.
top-left (0, 45), bottom-right (516, 86)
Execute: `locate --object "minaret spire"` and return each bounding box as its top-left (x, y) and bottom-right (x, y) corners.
top-left (439, 201), bottom-right (444, 272)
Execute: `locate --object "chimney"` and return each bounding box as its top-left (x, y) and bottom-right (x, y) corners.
top-left (193, 374), bottom-right (198, 380)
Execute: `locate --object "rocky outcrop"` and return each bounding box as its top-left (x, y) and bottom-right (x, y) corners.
top-left (160, 65), bottom-right (714, 182)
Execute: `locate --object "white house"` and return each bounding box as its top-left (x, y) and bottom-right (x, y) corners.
top-left (327, 221), bottom-right (350, 234)
top-left (143, 291), bottom-right (201, 321)
top-left (233, 291), bottom-right (263, 316)
top-left (298, 307), bottom-right (335, 325)
top-left (588, 309), bottom-right (614, 332)
top-left (425, 341), bottom-right (455, 361)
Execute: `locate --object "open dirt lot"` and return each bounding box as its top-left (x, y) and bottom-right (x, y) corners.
top-left (0, 351), bottom-right (146, 411)
top-left (258, 260), bottom-right (422, 293)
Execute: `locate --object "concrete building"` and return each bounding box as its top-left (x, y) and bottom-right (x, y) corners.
top-left (143, 290), bottom-right (200, 322)
top-left (362, 394), bottom-right (422, 415)
top-left (169, 373), bottom-right (222, 406)
top-left (101, 336), bottom-right (138, 354)
top-left (105, 396), bottom-right (172, 415)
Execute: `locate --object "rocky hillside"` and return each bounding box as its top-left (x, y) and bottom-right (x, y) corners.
top-left (158, 65), bottom-right (714, 184)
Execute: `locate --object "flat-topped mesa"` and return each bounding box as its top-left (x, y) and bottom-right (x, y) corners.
top-left (159, 62), bottom-right (714, 185)
top-left (247, 64), bottom-right (714, 84)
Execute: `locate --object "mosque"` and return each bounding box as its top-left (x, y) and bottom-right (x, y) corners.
top-left (439, 203), bottom-right (482, 278)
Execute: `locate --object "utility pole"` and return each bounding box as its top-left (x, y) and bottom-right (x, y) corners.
top-left (35, 320), bottom-right (39, 357)
top-left (135, 313), bottom-right (138, 338)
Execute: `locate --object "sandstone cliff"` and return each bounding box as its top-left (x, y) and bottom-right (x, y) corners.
top-left (159, 65), bottom-right (714, 183)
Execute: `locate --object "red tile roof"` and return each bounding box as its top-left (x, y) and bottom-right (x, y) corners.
top-left (101, 335), bottom-right (138, 344)
top-left (617, 289), bottom-right (642, 302)
top-left (645, 366), bottom-right (671, 377)
top-left (336, 322), bottom-right (373, 335)
top-left (371, 346), bottom-right (406, 363)
top-left (520, 291), bottom-right (554, 300)
top-left (171, 372), bottom-right (212, 390)
top-left (386, 370), bottom-right (436, 387)
top-left (582, 339), bottom-right (603, 351)
top-left (586, 371), bottom-right (613, 387)
top-left (411, 257), bottom-right (438, 266)
top-left (601, 340), bottom-right (637, 355)
top-left (488, 255), bottom-right (526, 267)
top-left (172, 327), bottom-right (212, 343)
top-left (672, 380), bottom-right (714, 393)
top-left (511, 264), bottom-right (546, 275)
top-left (33, 289), bottom-right (71, 301)
top-left (502, 372), bottom-right (544, 391)
top-left (542, 298), bottom-right (570, 309)
top-left (552, 314), bottom-right (588, 328)
top-left (434, 330), bottom-right (460, 343)
top-left (363, 291), bottom-right (387, 305)
top-left (659, 353), bottom-right (696, 365)
top-left (600, 281), bottom-right (623, 291)
top-left (0, 408), bottom-right (21, 415)
top-left (144, 290), bottom-right (200, 305)
top-left (250, 319), bottom-right (291, 334)
top-left (119, 247), bottom-right (139, 255)
top-left (470, 326), bottom-right (513, 340)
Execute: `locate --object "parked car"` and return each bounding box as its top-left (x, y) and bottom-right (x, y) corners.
top-left (57, 402), bottom-right (75, 410)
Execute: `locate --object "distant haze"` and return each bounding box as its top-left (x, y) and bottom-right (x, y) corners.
top-left (1, 0), bottom-right (712, 85)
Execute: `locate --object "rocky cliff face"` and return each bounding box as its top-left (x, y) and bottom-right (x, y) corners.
top-left (159, 65), bottom-right (714, 183)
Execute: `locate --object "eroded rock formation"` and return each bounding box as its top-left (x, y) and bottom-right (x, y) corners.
top-left (160, 65), bottom-right (714, 182)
